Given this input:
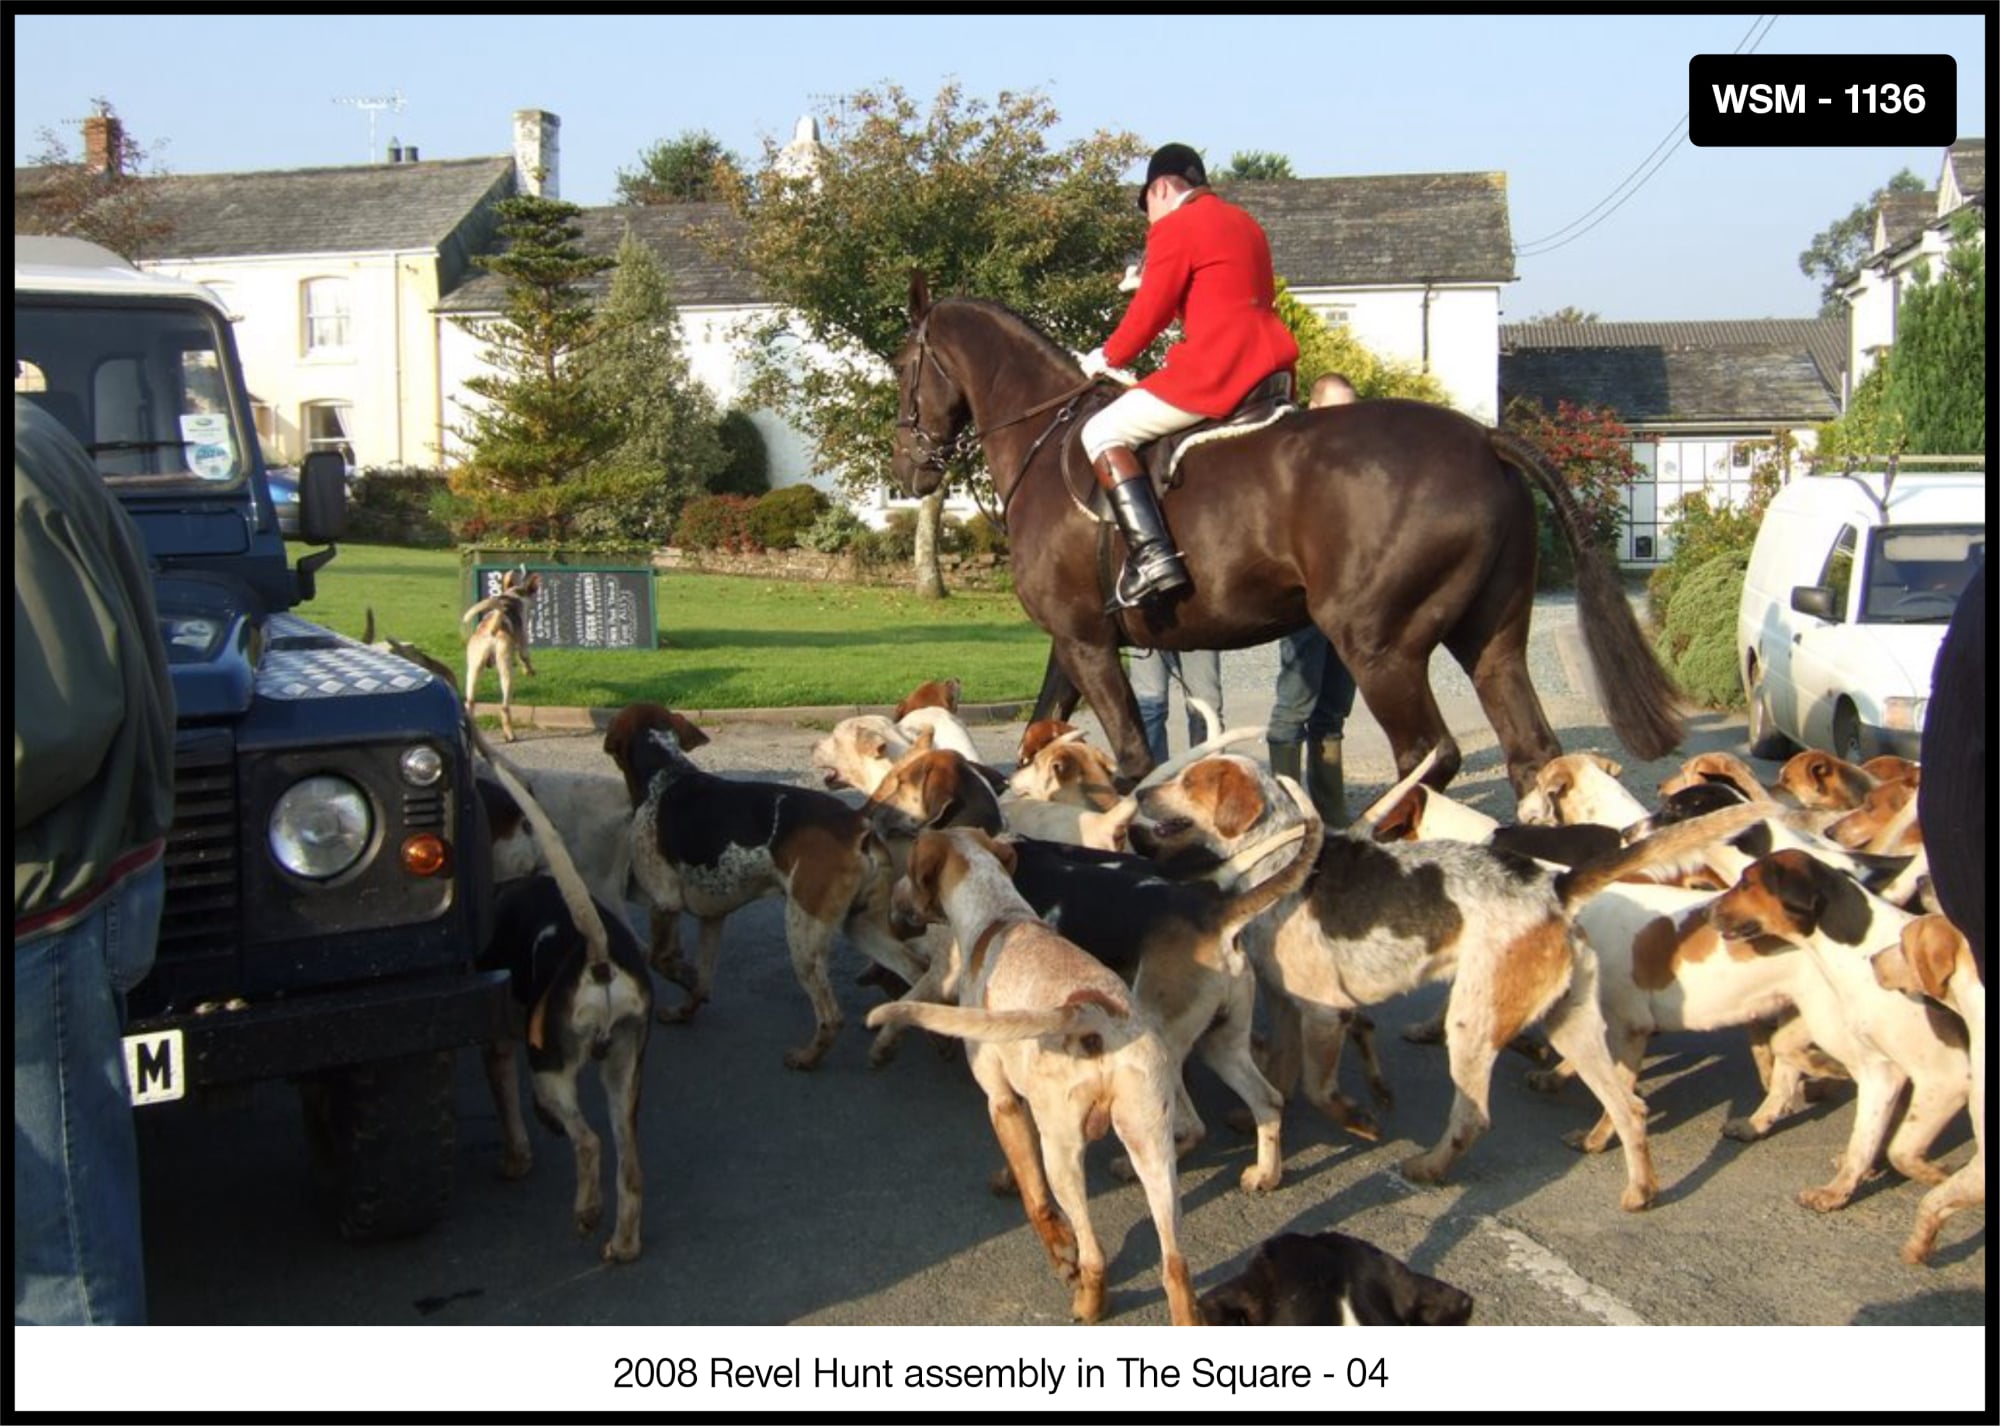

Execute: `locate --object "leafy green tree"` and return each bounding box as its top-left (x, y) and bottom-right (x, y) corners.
top-left (16, 99), bottom-right (173, 259)
top-left (569, 227), bottom-right (729, 544)
top-left (615, 130), bottom-right (745, 205)
top-left (445, 195), bottom-right (618, 543)
top-left (1883, 211), bottom-right (1986, 456)
top-left (1218, 150), bottom-right (1295, 181)
top-left (1529, 306), bottom-right (1601, 323)
top-left (1814, 361), bottom-right (1904, 462)
top-left (722, 82), bottom-right (1145, 596)
top-left (709, 409), bottom-right (771, 496)
top-left (1797, 167), bottom-right (1924, 318)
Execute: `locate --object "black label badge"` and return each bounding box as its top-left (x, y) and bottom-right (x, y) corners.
top-left (1689, 54), bottom-right (1957, 147)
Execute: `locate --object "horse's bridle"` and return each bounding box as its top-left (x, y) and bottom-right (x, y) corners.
top-left (895, 313), bottom-right (980, 477)
top-left (896, 309), bottom-right (1106, 514)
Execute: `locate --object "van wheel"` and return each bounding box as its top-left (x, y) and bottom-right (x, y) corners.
top-left (1832, 702), bottom-right (1866, 766)
top-left (1745, 662), bottom-right (1791, 760)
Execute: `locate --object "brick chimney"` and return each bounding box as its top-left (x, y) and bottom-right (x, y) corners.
top-left (82, 111), bottom-right (126, 175)
top-left (512, 109), bottom-right (560, 199)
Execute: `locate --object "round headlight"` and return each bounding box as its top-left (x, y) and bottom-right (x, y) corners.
top-left (400, 744), bottom-right (445, 787)
top-left (269, 776), bottom-right (373, 880)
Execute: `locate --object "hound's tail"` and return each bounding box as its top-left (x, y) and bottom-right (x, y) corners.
top-left (1217, 777), bottom-right (1325, 935)
top-left (467, 719), bottom-right (611, 976)
top-left (865, 989), bottom-right (1126, 1044)
top-left (1555, 801), bottom-right (1785, 909)
top-left (461, 594), bottom-right (510, 629)
top-left (1490, 428), bottom-right (1686, 761)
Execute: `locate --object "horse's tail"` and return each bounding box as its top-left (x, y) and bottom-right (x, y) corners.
top-left (1489, 428), bottom-right (1686, 761)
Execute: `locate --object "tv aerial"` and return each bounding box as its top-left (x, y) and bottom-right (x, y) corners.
top-left (332, 90), bottom-right (406, 163)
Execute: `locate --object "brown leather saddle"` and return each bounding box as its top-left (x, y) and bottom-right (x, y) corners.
top-left (1070, 370), bottom-right (1300, 516)
top-left (1143, 369), bottom-right (1297, 493)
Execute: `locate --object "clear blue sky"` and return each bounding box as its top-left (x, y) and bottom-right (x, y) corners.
top-left (13, 9), bottom-right (1990, 321)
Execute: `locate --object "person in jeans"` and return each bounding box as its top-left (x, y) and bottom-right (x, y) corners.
top-left (14, 397), bottom-right (177, 1324)
top-left (1268, 373), bottom-right (1361, 824)
top-left (1130, 648), bottom-right (1224, 764)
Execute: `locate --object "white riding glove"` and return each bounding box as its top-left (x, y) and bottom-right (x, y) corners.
top-left (1078, 347), bottom-right (1137, 385)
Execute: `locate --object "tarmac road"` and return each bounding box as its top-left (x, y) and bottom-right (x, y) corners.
top-left (134, 607), bottom-right (1985, 1332)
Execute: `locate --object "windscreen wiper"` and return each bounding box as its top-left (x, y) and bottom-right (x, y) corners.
top-left (86, 438), bottom-right (188, 453)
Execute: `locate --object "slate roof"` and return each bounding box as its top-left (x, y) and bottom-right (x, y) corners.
top-left (1221, 172), bottom-right (1516, 286)
top-left (1947, 137), bottom-right (1985, 201)
top-left (1876, 191), bottom-right (1938, 251)
top-left (1498, 320), bottom-right (1845, 425)
top-left (438, 171), bottom-right (1516, 314)
top-left (20, 152), bottom-right (1514, 312)
top-left (29, 156), bottom-right (523, 261)
top-left (435, 202), bottom-right (762, 311)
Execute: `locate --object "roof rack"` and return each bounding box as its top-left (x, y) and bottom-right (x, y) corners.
top-left (1804, 452), bottom-right (1984, 521)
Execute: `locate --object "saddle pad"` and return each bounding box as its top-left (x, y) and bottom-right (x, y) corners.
top-left (1160, 402), bottom-right (1298, 487)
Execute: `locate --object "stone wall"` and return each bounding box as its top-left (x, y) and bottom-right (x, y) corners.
top-left (653, 546), bottom-right (1012, 591)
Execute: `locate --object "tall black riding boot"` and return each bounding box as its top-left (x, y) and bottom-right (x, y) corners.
top-left (1093, 447), bottom-right (1190, 608)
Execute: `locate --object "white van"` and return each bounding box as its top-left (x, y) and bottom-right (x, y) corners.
top-left (1737, 467), bottom-right (1986, 761)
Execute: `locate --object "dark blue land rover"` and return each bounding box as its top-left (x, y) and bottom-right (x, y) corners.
top-left (14, 236), bottom-right (509, 1240)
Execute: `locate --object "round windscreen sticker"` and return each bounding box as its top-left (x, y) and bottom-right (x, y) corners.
top-left (180, 412), bottom-right (235, 479)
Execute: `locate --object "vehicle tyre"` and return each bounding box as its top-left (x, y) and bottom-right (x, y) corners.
top-left (1744, 660), bottom-right (1792, 760)
top-left (1832, 701), bottom-right (1867, 766)
top-left (300, 1049), bottom-right (457, 1242)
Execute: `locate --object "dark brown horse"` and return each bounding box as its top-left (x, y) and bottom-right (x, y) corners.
top-left (890, 275), bottom-right (1684, 797)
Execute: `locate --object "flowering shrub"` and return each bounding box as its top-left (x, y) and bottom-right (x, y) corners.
top-left (673, 493), bottom-right (763, 552)
top-left (1501, 397), bottom-right (1639, 589)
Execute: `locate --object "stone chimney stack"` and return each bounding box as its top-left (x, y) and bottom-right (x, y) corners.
top-left (512, 109), bottom-right (560, 199)
top-left (82, 111), bottom-right (126, 176)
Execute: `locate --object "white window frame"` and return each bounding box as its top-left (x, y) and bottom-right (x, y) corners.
top-left (301, 400), bottom-right (355, 468)
top-left (302, 277), bottom-right (352, 355)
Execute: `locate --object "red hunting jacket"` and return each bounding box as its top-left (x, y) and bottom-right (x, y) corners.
top-left (1102, 189), bottom-right (1299, 418)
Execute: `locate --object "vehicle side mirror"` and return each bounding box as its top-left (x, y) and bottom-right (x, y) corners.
top-left (297, 452), bottom-right (349, 545)
top-left (1789, 584), bottom-right (1838, 621)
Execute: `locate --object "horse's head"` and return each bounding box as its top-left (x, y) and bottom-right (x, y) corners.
top-left (891, 270), bottom-right (970, 497)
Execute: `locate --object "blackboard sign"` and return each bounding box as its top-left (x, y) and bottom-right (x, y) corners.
top-left (467, 561), bottom-right (657, 651)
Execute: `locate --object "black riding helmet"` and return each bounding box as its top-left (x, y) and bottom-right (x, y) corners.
top-left (1138, 142), bottom-right (1206, 210)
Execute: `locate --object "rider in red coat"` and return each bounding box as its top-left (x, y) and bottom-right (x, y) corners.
top-left (1081, 142), bottom-right (1300, 608)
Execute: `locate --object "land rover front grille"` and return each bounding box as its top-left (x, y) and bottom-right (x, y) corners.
top-left (160, 728), bottom-right (239, 954)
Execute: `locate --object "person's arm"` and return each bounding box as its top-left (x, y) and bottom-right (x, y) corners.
top-left (1103, 215), bottom-right (1191, 369)
top-left (13, 475), bottom-right (129, 832)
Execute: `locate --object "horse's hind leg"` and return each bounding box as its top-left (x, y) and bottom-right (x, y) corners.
top-left (1451, 626), bottom-right (1563, 802)
top-left (1439, 563), bottom-right (1563, 800)
top-left (1345, 647), bottom-right (1460, 789)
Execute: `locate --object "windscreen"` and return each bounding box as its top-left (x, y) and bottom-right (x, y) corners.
top-left (14, 299), bottom-right (249, 492)
top-left (1861, 526), bottom-right (1985, 623)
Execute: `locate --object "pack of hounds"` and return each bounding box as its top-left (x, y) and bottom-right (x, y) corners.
top-left (431, 595), bottom-right (1979, 1325)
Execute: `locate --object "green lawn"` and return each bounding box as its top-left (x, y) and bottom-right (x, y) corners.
top-left (296, 542), bottom-right (1052, 711)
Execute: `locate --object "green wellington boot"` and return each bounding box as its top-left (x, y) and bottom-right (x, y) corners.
top-left (1307, 737), bottom-right (1350, 828)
